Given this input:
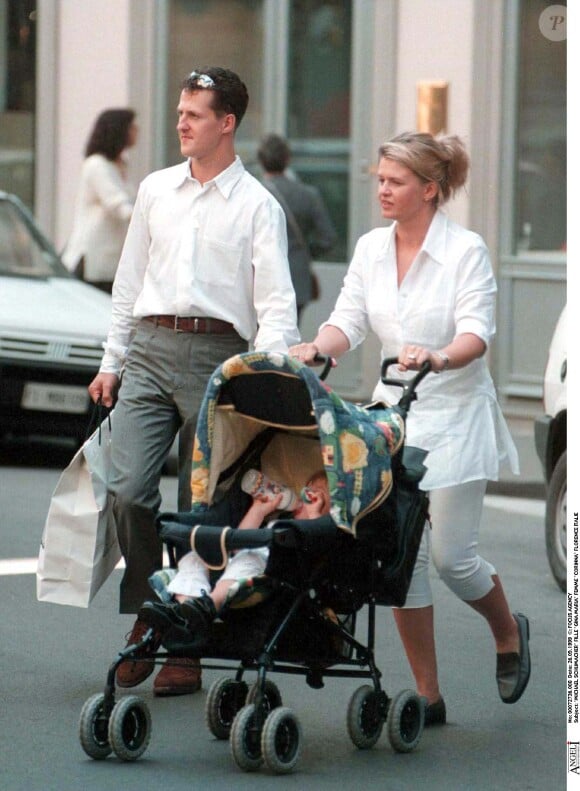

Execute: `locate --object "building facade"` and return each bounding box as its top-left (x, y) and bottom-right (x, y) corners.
top-left (0, 0), bottom-right (567, 415)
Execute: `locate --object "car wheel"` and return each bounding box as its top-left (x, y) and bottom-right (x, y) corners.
top-left (546, 450), bottom-right (566, 592)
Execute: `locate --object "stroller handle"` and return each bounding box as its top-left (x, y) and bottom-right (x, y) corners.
top-left (313, 353), bottom-right (334, 380)
top-left (159, 518), bottom-right (340, 557)
top-left (380, 356), bottom-right (432, 415)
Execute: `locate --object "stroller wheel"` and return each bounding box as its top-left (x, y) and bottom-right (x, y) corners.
top-left (261, 707), bottom-right (302, 774)
top-left (386, 689), bottom-right (423, 753)
top-left (79, 693), bottom-right (112, 760)
top-left (347, 685), bottom-right (385, 749)
top-left (206, 677), bottom-right (248, 739)
top-left (245, 679), bottom-right (283, 713)
top-left (108, 695), bottom-right (152, 761)
top-left (230, 704), bottom-right (264, 771)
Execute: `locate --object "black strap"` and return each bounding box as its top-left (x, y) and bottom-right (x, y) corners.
top-left (85, 397), bottom-right (111, 444)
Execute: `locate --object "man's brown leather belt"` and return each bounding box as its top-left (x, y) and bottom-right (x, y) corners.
top-left (143, 315), bottom-right (237, 334)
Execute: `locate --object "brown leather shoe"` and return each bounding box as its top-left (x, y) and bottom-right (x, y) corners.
top-left (116, 618), bottom-right (162, 688)
top-left (153, 657), bottom-right (202, 697)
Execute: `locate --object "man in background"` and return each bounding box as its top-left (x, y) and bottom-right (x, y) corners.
top-left (257, 133), bottom-right (337, 321)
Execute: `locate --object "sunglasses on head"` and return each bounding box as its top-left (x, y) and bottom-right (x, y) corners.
top-left (188, 71), bottom-right (216, 89)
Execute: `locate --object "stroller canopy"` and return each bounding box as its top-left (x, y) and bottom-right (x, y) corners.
top-left (190, 352), bottom-right (404, 537)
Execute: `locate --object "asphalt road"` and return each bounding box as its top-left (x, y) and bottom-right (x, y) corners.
top-left (0, 442), bottom-right (566, 790)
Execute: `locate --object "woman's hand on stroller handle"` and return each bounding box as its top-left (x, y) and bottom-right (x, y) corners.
top-left (313, 353), bottom-right (335, 380)
top-left (381, 356), bottom-right (432, 415)
top-left (381, 355), bottom-right (432, 382)
top-left (289, 343), bottom-right (336, 380)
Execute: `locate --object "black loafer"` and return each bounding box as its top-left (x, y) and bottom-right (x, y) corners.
top-left (420, 696), bottom-right (447, 726)
top-left (496, 612), bottom-right (531, 704)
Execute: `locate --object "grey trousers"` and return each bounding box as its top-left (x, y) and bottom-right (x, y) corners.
top-left (109, 320), bottom-right (246, 612)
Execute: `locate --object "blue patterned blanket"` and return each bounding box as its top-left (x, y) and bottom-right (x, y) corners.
top-left (189, 352), bottom-right (404, 537)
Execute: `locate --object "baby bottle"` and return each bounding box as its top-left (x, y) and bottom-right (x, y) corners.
top-left (241, 469), bottom-right (298, 511)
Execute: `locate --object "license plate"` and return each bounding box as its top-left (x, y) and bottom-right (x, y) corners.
top-left (21, 382), bottom-right (89, 414)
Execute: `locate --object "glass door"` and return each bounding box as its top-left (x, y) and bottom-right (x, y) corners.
top-left (0, 0), bottom-right (36, 209)
top-left (286, 0), bottom-right (352, 261)
top-left (497, 0), bottom-right (566, 402)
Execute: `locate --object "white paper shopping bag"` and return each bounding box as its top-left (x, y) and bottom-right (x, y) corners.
top-left (37, 411), bottom-right (121, 607)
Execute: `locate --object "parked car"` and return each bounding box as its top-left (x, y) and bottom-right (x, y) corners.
top-left (534, 305), bottom-right (567, 591)
top-left (0, 192), bottom-right (111, 446)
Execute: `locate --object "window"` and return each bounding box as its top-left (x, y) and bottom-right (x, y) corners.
top-left (515, 0), bottom-right (566, 253)
top-left (287, 0), bottom-right (351, 260)
top-left (164, 0), bottom-right (350, 262)
top-left (165, 0), bottom-right (265, 168)
top-left (287, 0), bottom-right (350, 139)
top-left (0, 198), bottom-right (62, 278)
top-left (0, 0), bottom-right (36, 208)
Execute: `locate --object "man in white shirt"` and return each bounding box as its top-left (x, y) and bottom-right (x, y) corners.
top-left (88, 67), bottom-right (299, 696)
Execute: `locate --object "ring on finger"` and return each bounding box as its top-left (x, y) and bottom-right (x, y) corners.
top-left (408, 354), bottom-right (416, 360)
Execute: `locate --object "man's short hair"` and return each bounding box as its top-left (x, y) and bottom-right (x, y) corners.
top-left (181, 66), bottom-right (249, 130)
top-left (257, 134), bottom-right (291, 173)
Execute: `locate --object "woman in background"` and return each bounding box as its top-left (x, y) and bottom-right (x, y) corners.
top-left (63, 108), bottom-right (137, 293)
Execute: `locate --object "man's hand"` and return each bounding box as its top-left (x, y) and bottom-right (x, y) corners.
top-left (88, 372), bottom-right (119, 408)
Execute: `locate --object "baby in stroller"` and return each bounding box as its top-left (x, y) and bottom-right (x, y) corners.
top-left (139, 471), bottom-right (331, 642)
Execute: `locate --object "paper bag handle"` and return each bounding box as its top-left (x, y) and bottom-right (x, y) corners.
top-left (85, 397), bottom-right (112, 444)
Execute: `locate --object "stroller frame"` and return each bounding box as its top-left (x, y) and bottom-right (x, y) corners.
top-left (79, 354), bottom-right (431, 772)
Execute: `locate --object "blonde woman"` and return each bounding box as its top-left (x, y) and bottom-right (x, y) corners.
top-left (291, 132), bottom-right (529, 725)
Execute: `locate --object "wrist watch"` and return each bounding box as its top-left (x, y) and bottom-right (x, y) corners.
top-left (433, 351), bottom-right (450, 373)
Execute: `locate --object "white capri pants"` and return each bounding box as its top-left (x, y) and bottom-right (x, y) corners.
top-left (167, 548), bottom-right (270, 598)
top-left (401, 479), bottom-right (496, 608)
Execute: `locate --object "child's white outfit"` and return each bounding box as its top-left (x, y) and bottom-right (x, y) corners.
top-left (166, 547), bottom-right (269, 598)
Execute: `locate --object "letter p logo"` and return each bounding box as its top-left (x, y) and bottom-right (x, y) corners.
top-left (539, 5), bottom-right (567, 41)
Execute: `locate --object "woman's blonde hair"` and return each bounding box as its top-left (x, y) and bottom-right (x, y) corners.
top-left (378, 132), bottom-right (469, 207)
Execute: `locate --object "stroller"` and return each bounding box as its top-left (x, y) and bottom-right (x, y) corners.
top-left (79, 352), bottom-right (431, 773)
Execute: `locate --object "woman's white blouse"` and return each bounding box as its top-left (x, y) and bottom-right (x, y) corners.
top-left (323, 209), bottom-right (519, 490)
top-left (63, 154), bottom-right (135, 282)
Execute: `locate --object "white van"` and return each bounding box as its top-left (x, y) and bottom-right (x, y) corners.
top-left (534, 305), bottom-right (567, 591)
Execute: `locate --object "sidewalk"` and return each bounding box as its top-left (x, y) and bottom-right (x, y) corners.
top-left (487, 422), bottom-right (545, 500)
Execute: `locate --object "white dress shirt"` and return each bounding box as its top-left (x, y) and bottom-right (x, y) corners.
top-left (63, 154), bottom-right (135, 281)
top-left (100, 156), bottom-right (299, 373)
top-left (324, 209), bottom-right (519, 490)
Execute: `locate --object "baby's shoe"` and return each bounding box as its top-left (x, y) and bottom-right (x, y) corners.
top-left (138, 600), bottom-right (189, 637)
top-left (148, 569), bottom-right (177, 603)
top-left (178, 592), bottom-right (217, 636)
